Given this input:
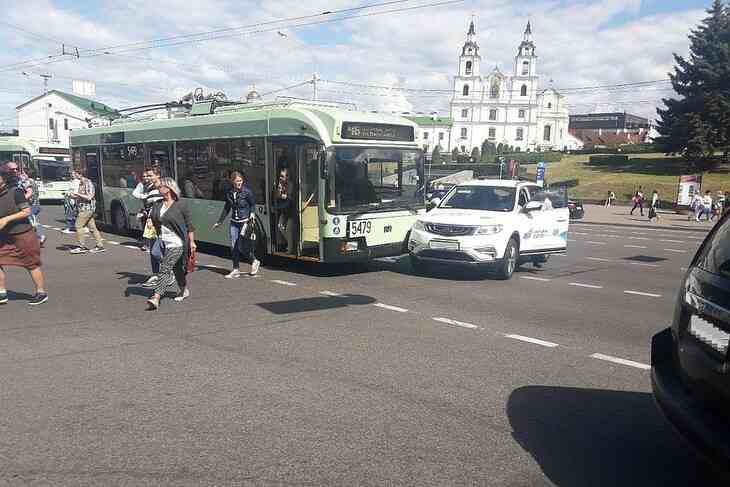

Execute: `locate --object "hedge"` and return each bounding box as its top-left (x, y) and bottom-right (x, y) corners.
top-left (588, 154), bottom-right (629, 165)
top-left (496, 151), bottom-right (563, 164)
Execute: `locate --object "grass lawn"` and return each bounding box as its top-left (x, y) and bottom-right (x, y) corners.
top-left (524, 153), bottom-right (730, 202)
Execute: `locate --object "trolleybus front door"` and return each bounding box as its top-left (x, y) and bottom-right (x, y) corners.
top-left (299, 144), bottom-right (321, 259)
top-left (84, 149), bottom-right (103, 219)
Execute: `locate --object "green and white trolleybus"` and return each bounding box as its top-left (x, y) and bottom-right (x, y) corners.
top-left (69, 99), bottom-right (425, 263)
top-left (0, 136), bottom-right (73, 200)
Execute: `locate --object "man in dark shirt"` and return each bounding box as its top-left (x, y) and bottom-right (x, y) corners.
top-left (0, 165), bottom-right (47, 305)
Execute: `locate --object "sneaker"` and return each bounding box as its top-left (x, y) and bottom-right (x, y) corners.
top-left (61, 228), bottom-right (74, 234)
top-left (28, 292), bottom-right (48, 306)
top-left (225, 269), bottom-right (241, 279)
top-left (39, 235), bottom-right (47, 247)
top-left (70, 247), bottom-right (89, 254)
top-left (174, 288), bottom-right (190, 302)
top-left (250, 259), bottom-right (261, 276)
top-left (141, 275), bottom-right (159, 288)
top-left (0, 291), bottom-right (7, 305)
top-left (89, 246), bottom-right (106, 253)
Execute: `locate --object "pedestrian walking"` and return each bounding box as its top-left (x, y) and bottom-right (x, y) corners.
top-left (62, 176), bottom-right (81, 234)
top-left (132, 168), bottom-right (165, 288)
top-left (649, 189), bottom-right (660, 222)
top-left (69, 169), bottom-right (105, 254)
top-left (630, 186), bottom-right (644, 216)
top-left (213, 171), bottom-right (260, 278)
top-left (146, 178), bottom-right (196, 310)
top-left (701, 191), bottom-right (713, 221)
top-left (0, 166), bottom-right (47, 305)
top-left (604, 190), bottom-right (615, 208)
top-left (690, 192), bottom-right (704, 221)
top-left (3, 162), bottom-right (45, 246)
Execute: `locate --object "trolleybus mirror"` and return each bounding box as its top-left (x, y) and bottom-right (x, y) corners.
top-left (319, 151), bottom-right (329, 179)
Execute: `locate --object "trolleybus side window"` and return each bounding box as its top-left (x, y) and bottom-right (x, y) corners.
top-left (230, 138), bottom-right (266, 203)
top-left (176, 141), bottom-right (210, 199)
top-left (146, 144), bottom-right (174, 179)
top-left (102, 144), bottom-right (144, 189)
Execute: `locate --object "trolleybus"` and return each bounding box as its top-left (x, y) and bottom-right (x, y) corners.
top-left (0, 136), bottom-right (73, 200)
top-left (69, 99), bottom-right (425, 263)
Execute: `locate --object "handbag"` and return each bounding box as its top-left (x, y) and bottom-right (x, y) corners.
top-left (186, 246), bottom-right (197, 273)
top-left (142, 219), bottom-right (157, 239)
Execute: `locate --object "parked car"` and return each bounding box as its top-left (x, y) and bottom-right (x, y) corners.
top-left (408, 179), bottom-right (569, 279)
top-left (568, 199), bottom-right (584, 220)
top-left (651, 209), bottom-right (730, 471)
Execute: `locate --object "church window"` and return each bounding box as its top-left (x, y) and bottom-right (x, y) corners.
top-left (516, 128), bottom-right (524, 141)
top-left (518, 109), bottom-right (526, 118)
top-left (439, 132), bottom-right (444, 140)
top-left (543, 125), bottom-right (552, 141)
top-left (424, 132), bottom-right (429, 140)
top-left (547, 102), bottom-right (552, 109)
top-left (460, 128), bottom-right (468, 138)
top-left (520, 85), bottom-right (527, 97)
top-left (522, 61), bottom-right (529, 75)
top-left (462, 84), bottom-right (470, 96)
top-left (465, 61), bottom-right (472, 75)
top-left (488, 127), bottom-right (496, 139)
top-left (461, 109), bottom-right (469, 118)
top-left (489, 109), bottom-right (497, 121)
top-left (490, 80), bottom-right (500, 98)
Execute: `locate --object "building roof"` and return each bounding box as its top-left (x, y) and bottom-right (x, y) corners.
top-left (16, 89), bottom-right (117, 117)
top-left (407, 116), bottom-right (454, 127)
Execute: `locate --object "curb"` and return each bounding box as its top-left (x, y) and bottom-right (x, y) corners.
top-left (572, 219), bottom-right (712, 234)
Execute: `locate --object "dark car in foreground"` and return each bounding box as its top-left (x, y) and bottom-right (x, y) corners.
top-left (651, 209), bottom-right (730, 472)
top-left (567, 199), bottom-right (584, 220)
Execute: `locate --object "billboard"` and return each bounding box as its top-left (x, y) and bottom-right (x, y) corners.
top-left (676, 174), bottom-right (702, 205)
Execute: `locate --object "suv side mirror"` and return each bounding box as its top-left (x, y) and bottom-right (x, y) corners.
top-left (524, 200), bottom-right (542, 212)
top-left (430, 197), bottom-right (441, 208)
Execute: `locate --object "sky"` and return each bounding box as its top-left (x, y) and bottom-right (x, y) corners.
top-left (0, 0), bottom-right (712, 131)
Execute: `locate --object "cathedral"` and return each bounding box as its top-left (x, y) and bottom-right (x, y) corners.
top-left (449, 20), bottom-right (579, 153)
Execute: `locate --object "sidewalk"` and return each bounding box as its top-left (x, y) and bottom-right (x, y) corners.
top-left (575, 203), bottom-right (718, 233)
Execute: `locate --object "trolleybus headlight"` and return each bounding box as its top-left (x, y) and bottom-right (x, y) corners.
top-left (339, 241), bottom-right (359, 252)
top-left (476, 224), bottom-right (503, 235)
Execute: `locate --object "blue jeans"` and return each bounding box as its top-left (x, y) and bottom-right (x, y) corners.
top-left (230, 221), bottom-right (253, 269)
top-left (63, 198), bottom-right (76, 230)
top-left (149, 238), bottom-right (162, 274)
top-left (30, 205), bottom-right (44, 239)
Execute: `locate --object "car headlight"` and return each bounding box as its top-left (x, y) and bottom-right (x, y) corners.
top-left (476, 224), bottom-right (503, 235)
top-left (413, 220), bottom-right (426, 231)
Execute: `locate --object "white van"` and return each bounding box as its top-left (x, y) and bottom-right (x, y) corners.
top-left (408, 179), bottom-right (569, 279)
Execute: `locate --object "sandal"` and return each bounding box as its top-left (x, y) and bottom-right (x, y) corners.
top-left (146, 296), bottom-right (160, 310)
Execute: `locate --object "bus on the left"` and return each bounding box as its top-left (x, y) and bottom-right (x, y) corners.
top-left (0, 137), bottom-right (73, 201)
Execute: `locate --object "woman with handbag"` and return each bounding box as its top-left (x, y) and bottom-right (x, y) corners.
top-left (146, 178), bottom-right (196, 310)
top-left (214, 171), bottom-right (260, 278)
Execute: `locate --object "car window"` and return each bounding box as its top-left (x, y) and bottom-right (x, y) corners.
top-left (695, 213), bottom-right (730, 279)
top-left (441, 186), bottom-right (516, 212)
top-left (531, 190), bottom-right (567, 209)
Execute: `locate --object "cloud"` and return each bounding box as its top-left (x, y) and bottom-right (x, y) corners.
top-left (0, 0), bottom-right (707, 129)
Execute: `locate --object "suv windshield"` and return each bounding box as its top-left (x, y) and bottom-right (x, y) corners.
top-left (440, 186), bottom-right (516, 212)
top-left (326, 147), bottom-right (424, 212)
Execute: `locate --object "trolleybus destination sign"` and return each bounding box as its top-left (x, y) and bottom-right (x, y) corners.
top-left (341, 122), bottom-right (414, 142)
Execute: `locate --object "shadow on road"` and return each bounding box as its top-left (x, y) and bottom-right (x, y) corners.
top-left (507, 385), bottom-right (725, 487)
top-left (116, 271), bottom-right (149, 285)
top-left (257, 294), bottom-right (376, 315)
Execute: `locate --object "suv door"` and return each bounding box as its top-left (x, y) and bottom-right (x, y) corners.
top-left (518, 187), bottom-right (540, 253)
top-left (527, 186), bottom-right (569, 252)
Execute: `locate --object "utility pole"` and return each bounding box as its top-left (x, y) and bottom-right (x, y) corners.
top-left (40, 73), bottom-right (52, 142)
top-left (312, 72), bottom-right (319, 101)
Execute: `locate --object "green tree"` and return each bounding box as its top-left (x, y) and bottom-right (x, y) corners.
top-left (431, 146), bottom-right (442, 164)
top-left (496, 143), bottom-right (504, 154)
top-left (470, 146), bottom-right (481, 162)
top-left (655, 0), bottom-right (730, 169)
top-left (451, 147), bottom-right (460, 163)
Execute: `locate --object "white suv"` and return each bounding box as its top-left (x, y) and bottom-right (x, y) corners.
top-left (408, 179), bottom-right (569, 279)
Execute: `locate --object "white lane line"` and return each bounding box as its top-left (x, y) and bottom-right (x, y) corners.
top-left (664, 248), bottom-right (687, 253)
top-left (586, 257), bottom-right (611, 262)
top-left (660, 239), bottom-right (685, 244)
top-left (680, 267), bottom-right (688, 271)
top-left (624, 244), bottom-right (647, 249)
top-left (505, 334), bottom-right (559, 348)
top-left (624, 290), bottom-right (662, 298)
top-left (626, 236), bottom-right (650, 241)
top-left (123, 245), bottom-right (138, 250)
top-left (320, 290), bottom-right (343, 297)
top-left (520, 276), bottom-right (551, 282)
top-left (271, 279), bottom-right (297, 286)
top-left (569, 282), bottom-right (603, 289)
top-left (586, 241), bottom-right (606, 245)
top-left (628, 262), bottom-right (659, 268)
top-left (107, 241), bottom-right (120, 245)
top-left (374, 303), bottom-right (408, 313)
top-left (571, 232), bottom-right (589, 235)
top-left (41, 224), bottom-right (52, 228)
top-left (590, 353), bottom-right (650, 370)
top-left (52, 226), bottom-right (62, 231)
top-left (433, 317), bottom-right (479, 330)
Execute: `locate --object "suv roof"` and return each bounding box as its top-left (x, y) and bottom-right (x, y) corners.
top-left (457, 179), bottom-right (536, 188)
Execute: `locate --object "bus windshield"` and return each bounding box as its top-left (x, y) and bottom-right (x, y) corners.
top-left (327, 147), bottom-right (424, 213)
top-left (34, 159), bottom-right (72, 183)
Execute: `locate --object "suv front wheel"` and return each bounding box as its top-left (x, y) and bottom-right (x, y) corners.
top-left (495, 238), bottom-right (519, 280)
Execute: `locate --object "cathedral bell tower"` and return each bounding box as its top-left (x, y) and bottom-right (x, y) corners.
top-left (515, 21), bottom-right (537, 78)
top-left (459, 19), bottom-right (480, 78)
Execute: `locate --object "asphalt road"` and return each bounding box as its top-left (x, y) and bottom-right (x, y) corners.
top-left (0, 208), bottom-right (724, 486)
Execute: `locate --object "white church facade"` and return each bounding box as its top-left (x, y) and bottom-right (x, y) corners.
top-left (449, 20), bottom-right (581, 153)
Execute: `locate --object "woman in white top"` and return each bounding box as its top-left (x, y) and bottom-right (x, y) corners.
top-left (701, 191), bottom-right (713, 221)
top-left (147, 178), bottom-right (196, 310)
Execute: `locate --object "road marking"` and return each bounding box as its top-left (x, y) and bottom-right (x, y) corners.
top-left (664, 248), bottom-right (687, 253)
top-left (520, 276), bottom-right (551, 282)
top-left (680, 267), bottom-right (688, 271)
top-left (41, 224), bottom-right (52, 228)
top-left (624, 290), bottom-right (662, 298)
top-left (571, 232), bottom-right (589, 235)
top-left (626, 236), bottom-right (650, 241)
top-left (271, 279), bottom-right (296, 286)
top-left (123, 245), bottom-right (138, 250)
top-left (569, 282), bottom-right (603, 289)
top-left (320, 290), bottom-right (343, 297)
top-left (52, 226), bottom-right (62, 231)
top-left (586, 257), bottom-right (611, 262)
top-left (586, 241), bottom-right (606, 245)
top-left (505, 334), bottom-right (559, 348)
top-left (624, 244), bottom-right (647, 249)
top-left (661, 239), bottom-right (685, 244)
top-left (107, 241), bottom-right (120, 245)
top-left (374, 303), bottom-right (408, 313)
top-left (628, 262), bottom-right (659, 268)
top-left (433, 317), bottom-right (479, 330)
top-left (590, 353), bottom-right (650, 370)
